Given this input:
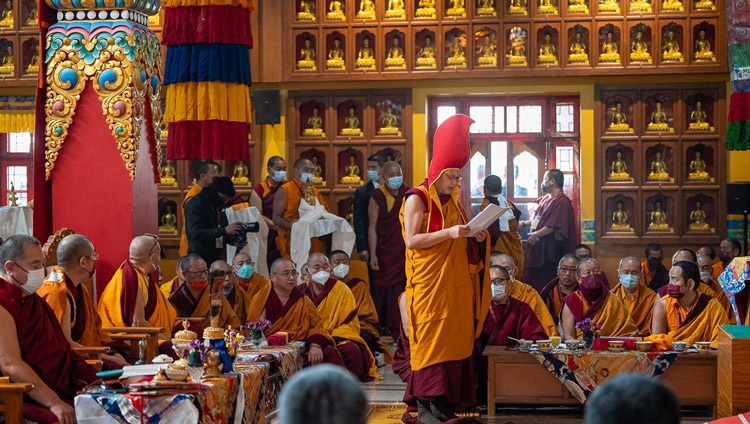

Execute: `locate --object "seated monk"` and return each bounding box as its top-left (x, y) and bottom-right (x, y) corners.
top-left (168, 254), bottom-right (240, 335)
top-left (38, 234), bottom-right (130, 367)
top-left (491, 253), bottom-right (559, 337)
top-left (302, 253), bottom-right (380, 382)
top-left (698, 253), bottom-right (734, 323)
top-left (247, 258), bottom-right (344, 368)
top-left (640, 243), bottom-right (669, 291)
top-left (97, 235), bottom-right (177, 356)
top-left (648, 261), bottom-right (728, 349)
top-left (539, 254), bottom-right (579, 327)
top-left (212, 259), bottom-right (249, 325)
top-left (655, 249), bottom-right (728, 316)
top-left (160, 255), bottom-right (188, 296)
top-left (0, 235), bottom-right (97, 424)
top-left (231, 251), bottom-right (270, 301)
top-left (561, 258), bottom-right (638, 340)
top-left (610, 256), bottom-right (656, 335)
top-left (329, 249), bottom-right (391, 363)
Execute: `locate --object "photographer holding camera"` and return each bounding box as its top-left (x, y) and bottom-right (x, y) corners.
top-left (185, 177), bottom-right (248, 265)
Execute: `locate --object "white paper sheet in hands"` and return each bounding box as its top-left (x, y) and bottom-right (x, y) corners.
top-left (465, 204), bottom-right (510, 237)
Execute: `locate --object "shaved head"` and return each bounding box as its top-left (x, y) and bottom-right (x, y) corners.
top-left (271, 258), bottom-right (294, 274)
top-left (129, 235), bottom-right (160, 268)
top-left (56, 234), bottom-right (94, 269)
top-left (306, 252), bottom-right (328, 266)
top-left (618, 256), bottom-right (640, 269)
top-left (210, 260), bottom-right (231, 273)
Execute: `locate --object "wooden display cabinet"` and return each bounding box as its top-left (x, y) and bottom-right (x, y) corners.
top-left (413, 27), bottom-right (439, 70)
top-left (383, 28), bottom-right (409, 72)
top-left (564, 23), bottom-right (592, 68)
top-left (336, 146), bottom-right (366, 187)
top-left (684, 142), bottom-right (716, 184)
top-left (0, 37), bottom-right (15, 79)
top-left (594, 23), bottom-right (623, 67)
top-left (353, 30), bottom-right (378, 72)
top-left (601, 90), bottom-right (637, 136)
top-left (691, 19), bottom-right (719, 65)
top-left (298, 98), bottom-right (330, 139)
top-left (657, 20), bottom-right (687, 66)
top-left (335, 97), bottom-right (367, 138)
top-left (683, 191), bottom-right (717, 234)
top-left (683, 89), bottom-right (717, 134)
top-left (533, 24), bottom-right (561, 68)
top-left (293, 30), bottom-right (321, 73)
top-left (643, 191), bottom-right (677, 235)
top-left (626, 22), bottom-right (655, 68)
top-left (644, 142), bottom-right (677, 184)
top-left (443, 26), bottom-right (469, 70)
top-left (603, 143), bottom-right (637, 185)
top-left (474, 26), bottom-right (498, 69)
top-left (18, 35), bottom-right (35, 78)
top-left (604, 194), bottom-right (638, 235)
top-left (642, 89), bottom-right (677, 135)
top-left (19, 0), bottom-right (34, 30)
top-left (503, 24), bottom-right (530, 68)
top-left (323, 30), bottom-right (348, 73)
top-left (157, 195), bottom-right (180, 237)
top-left (372, 95), bottom-right (408, 139)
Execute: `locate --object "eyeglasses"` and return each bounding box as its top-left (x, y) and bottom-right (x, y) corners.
top-left (491, 278), bottom-right (509, 285)
top-left (558, 266), bottom-right (576, 274)
top-left (185, 269), bottom-right (209, 277)
top-left (273, 270), bottom-right (299, 278)
top-left (443, 174), bottom-right (462, 182)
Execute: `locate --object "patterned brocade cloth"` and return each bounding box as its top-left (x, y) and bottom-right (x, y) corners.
top-left (530, 350), bottom-right (680, 403)
top-left (235, 342), bottom-right (305, 382)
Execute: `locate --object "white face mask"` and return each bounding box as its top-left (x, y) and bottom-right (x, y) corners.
top-left (333, 264), bottom-right (349, 279)
top-left (491, 284), bottom-right (507, 302)
top-left (311, 270), bottom-right (330, 285)
top-left (700, 271), bottom-right (712, 282)
top-left (300, 173), bottom-right (314, 183)
top-left (23, 268), bottom-right (46, 294)
top-left (619, 274), bottom-right (640, 290)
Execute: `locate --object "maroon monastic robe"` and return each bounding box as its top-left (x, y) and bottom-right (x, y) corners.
top-left (481, 297), bottom-right (548, 346)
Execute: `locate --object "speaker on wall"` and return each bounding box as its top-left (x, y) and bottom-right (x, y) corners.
top-left (727, 182), bottom-right (750, 214)
top-left (254, 89), bottom-right (281, 125)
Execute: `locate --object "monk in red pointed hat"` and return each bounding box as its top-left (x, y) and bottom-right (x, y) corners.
top-left (399, 114), bottom-right (492, 423)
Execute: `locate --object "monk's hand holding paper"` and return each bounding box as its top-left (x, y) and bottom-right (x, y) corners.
top-left (308, 344), bottom-right (323, 364)
top-left (447, 225), bottom-right (471, 239)
top-left (474, 229), bottom-right (487, 243)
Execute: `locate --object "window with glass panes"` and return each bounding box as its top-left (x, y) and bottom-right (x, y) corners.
top-left (1, 133), bottom-right (34, 206)
top-left (427, 96), bottom-right (580, 240)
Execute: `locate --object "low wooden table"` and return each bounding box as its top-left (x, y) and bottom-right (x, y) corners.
top-left (483, 346), bottom-right (717, 417)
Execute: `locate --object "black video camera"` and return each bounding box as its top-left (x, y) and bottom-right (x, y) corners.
top-left (240, 222), bottom-right (260, 233)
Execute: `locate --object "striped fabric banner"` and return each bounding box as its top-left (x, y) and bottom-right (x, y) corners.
top-left (727, 0), bottom-right (750, 150)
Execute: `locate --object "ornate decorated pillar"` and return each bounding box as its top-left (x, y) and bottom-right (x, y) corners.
top-left (42, 3), bottom-right (163, 293)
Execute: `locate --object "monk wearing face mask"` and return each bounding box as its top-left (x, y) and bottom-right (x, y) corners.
top-left (610, 256), bottom-right (656, 335)
top-left (231, 252), bottom-right (269, 301)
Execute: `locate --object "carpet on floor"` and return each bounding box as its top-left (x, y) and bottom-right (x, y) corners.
top-left (367, 403), bottom-right (483, 424)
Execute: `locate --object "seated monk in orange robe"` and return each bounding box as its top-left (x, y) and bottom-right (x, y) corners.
top-left (0, 235), bottom-right (97, 424)
top-left (492, 252), bottom-right (559, 337)
top-left (610, 256), bottom-right (657, 335)
top-left (160, 255), bottom-right (188, 297)
top-left (329, 249), bottom-right (392, 363)
top-left (38, 234), bottom-right (130, 366)
top-left (561, 258), bottom-right (638, 340)
top-left (168, 254), bottom-right (240, 336)
top-left (539, 254), bottom-right (580, 327)
top-left (303, 253), bottom-right (380, 382)
top-left (232, 252), bottom-right (270, 303)
top-left (272, 158), bottom-right (330, 259)
top-left (211, 259), bottom-right (250, 324)
top-left (247, 258), bottom-right (344, 367)
top-left (648, 261), bottom-right (728, 350)
top-left (698, 253), bottom-right (734, 322)
top-left (98, 235), bottom-right (178, 356)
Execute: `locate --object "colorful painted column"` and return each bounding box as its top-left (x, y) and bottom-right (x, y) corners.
top-left (42, 2), bottom-right (163, 294)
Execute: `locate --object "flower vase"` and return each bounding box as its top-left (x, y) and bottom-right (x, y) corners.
top-left (250, 328), bottom-right (263, 348)
top-left (582, 331), bottom-right (595, 350)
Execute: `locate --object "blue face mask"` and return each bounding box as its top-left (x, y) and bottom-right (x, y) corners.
top-left (237, 265), bottom-right (254, 279)
top-left (387, 176), bottom-right (403, 190)
top-left (300, 173), bottom-right (314, 183)
top-left (272, 170), bottom-right (286, 183)
top-left (367, 170), bottom-right (380, 182)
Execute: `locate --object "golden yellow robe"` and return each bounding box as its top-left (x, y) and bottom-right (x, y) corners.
top-left (169, 284), bottom-right (241, 331)
top-left (38, 267), bottom-right (111, 347)
top-left (400, 185), bottom-right (491, 371)
top-left (98, 261), bottom-right (177, 338)
top-left (480, 197), bottom-right (524, 271)
top-left (309, 280), bottom-right (380, 380)
top-left (610, 283), bottom-right (657, 335)
top-left (237, 273), bottom-right (270, 303)
top-left (509, 280), bottom-right (559, 337)
top-left (180, 184), bottom-right (203, 257)
top-left (647, 295), bottom-right (728, 349)
top-left (160, 276), bottom-right (180, 297)
top-left (277, 178), bottom-right (329, 259)
top-left (347, 278), bottom-right (380, 337)
top-left (712, 261), bottom-right (723, 284)
top-left (701, 278), bottom-right (735, 323)
top-left (229, 282), bottom-right (250, 325)
top-left (569, 292), bottom-right (639, 339)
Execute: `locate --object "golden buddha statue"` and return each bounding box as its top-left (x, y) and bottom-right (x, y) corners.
top-left (508, 0), bottom-right (527, 15)
top-left (687, 151), bottom-right (713, 181)
top-left (608, 150), bottom-right (633, 182)
top-left (326, 0), bottom-right (346, 20)
top-left (507, 31), bottom-right (527, 66)
top-left (159, 206), bottom-right (178, 235)
top-left (446, 35), bottom-right (466, 68)
top-left (385, 38), bottom-right (406, 69)
top-left (341, 154), bottom-right (363, 185)
top-left (568, 0), bottom-right (589, 14)
top-left (378, 106), bottom-right (401, 136)
top-left (355, 38), bottom-right (376, 70)
top-left (160, 161), bottom-right (177, 186)
top-left (25, 4), bottom-right (36, 26)
top-left (416, 36), bottom-right (437, 68)
top-left (608, 101), bottom-right (632, 132)
top-left (0, 45), bottom-right (14, 77)
top-left (630, 30), bottom-right (652, 63)
top-left (647, 151), bottom-right (672, 182)
top-left (694, 0), bottom-right (715, 10)
top-left (688, 201), bottom-right (712, 232)
top-left (341, 107), bottom-right (364, 137)
top-left (326, 38), bottom-right (345, 70)
top-left (611, 201), bottom-right (633, 232)
top-left (25, 44), bottom-right (38, 75)
top-left (538, 32), bottom-right (558, 65)
top-left (232, 162), bottom-right (250, 186)
top-left (476, 36), bottom-right (497, 67)
top-left (599, 0), bottom-right (620, 12)
top-left (661, 31), bottom-right (683, 63)
top-left (477, 0), bottom-right (497, 15)
top-left (356, 0), bottom-right (376, 19)
top-left (0, 0), bottom-right (12, 28)
top-left (694, 30), bottom-right (715, 62)
top-left (647, 101), bottom-right (671, 132)
top-left (661, 0), bottom-right (683, 11)
top-left (385, 0), bottom-right (406, 18)
top-left (304, 106), bottom-right (325, 137)
top-left (538, 0), bottom-right (558, 14)
top-left (416, 0), bottom-right (436, 17)
top-left (599, 32), bottom-right (620, 63)
top-left (446, 0), bottom-right (466, 16)
top-left (297, 38), bottom-right (317, 71)
top-left (688, 101), bottom-right (712, 131)
top-left (629, 0), bottom-right (652, 12)
top-left (297, 0), bottom-right (316, 21)
top-left (648, 201), bottom-right (672, 232)
top-left (568, 32), bottom-right (589, 64)
top-left (312, 156), bottom-right (326, 186)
